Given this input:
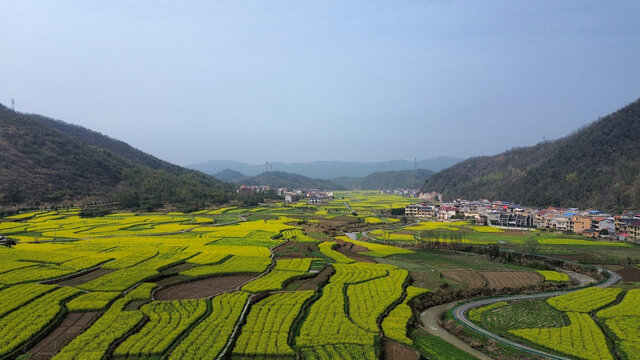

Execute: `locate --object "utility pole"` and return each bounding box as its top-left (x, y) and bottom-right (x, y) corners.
top-left (11, 99), bottom-right (14, 111)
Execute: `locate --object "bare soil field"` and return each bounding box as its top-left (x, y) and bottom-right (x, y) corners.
top-left (480, 271), bottom-right (542, 289)
top-left (28, 312), bottom-right (100, 360)
top-left (154, 274), bottom-right (258, 300)
top-left (53, 269), bottom-right (113, 286)
top-left (614, 266), bottom-right (640, 281)
top-left (441, 270), bottom-right (486, 288)
top-left (286, 265), bottom-right (333, 291)
top-left (273, 241), bottom-right (318, 259)
top-left (335, 238), bottom-right (376, 263)
top-left (383, 340), bottom-right (419, 360)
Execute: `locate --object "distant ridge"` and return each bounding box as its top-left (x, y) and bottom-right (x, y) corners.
top-left (421, 98), bottom-right (640, 211)
top-left (332, 169), bottom-right (434, 190)
top-left (0, 104), bottom-right (234, 207)
top-left (213, 169), bottom-right (248, 182)
top-left (238, 171), bottom-right (343, 190)
top-left (188, 157), bottom-right (461, 179)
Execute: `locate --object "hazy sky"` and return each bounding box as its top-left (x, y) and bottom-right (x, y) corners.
top-left (1, 1), bottom-right (639, 166)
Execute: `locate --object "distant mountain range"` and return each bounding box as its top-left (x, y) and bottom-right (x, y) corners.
top-left (332, 169), bottom-right (434, 190)
top-left (231, 171), bottom-right (343, 190)
top-left (0, 104), bottom-right (234, 207)
top-left (188, 157), bottom-right (461, 179)
top-left (214, 168), bottom-right (434, 191)
top-left (421, 98), bottom-right (640, 212)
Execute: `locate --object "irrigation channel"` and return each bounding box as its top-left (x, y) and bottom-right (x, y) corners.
top-left (449, 268), bottom-right (621, 360)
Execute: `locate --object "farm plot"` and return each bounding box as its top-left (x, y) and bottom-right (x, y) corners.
top-left (597, 289), bottom-right (640, 318)
top-left (382, 286), bottom-right (428, 345)
top-left (480, 271), bottom-right (542, 289)
top-left (180, 255), bottom-right (271, 278)
top-left (52, 298), bottom-right (144, 360)
top-left (0, 287), bottom-right (80, 358)
top-left (441, 270), bottom-right (486, 288)
top-left (168, 292), bottom-right (249, 360)
top-left (473, 300), bottom-right (568, 332)
top-left (318, 242), bottom-right (356, 263)
top-left (113, 299), bottom-right (207, 358)
top-left (536, 270), bottom-right (570, 282)
top-left (300, 344), bottom-right (378, 360)
top-left (27, 312), bottom-right (100, 360)
top-left (233, 291), bottom-right (314, 357)
top-left (596, 290), bottom-right (640, 360)
top-left (510, 312), bottom-right (613, 360)
top-left (336, 237), bottom-right (413, 257)
top-left (383, 341), bottom-right (419, 360)
top-left (348, 268), bottom-right (408, 332)
top-left (0, 283), bottom-right (56, 317)
top-left (604, 317), bottom-right (640, 360)
top-left (285, 265), bottom-right (333, 291)
top-left (296, 263), bottom-right (393, 347)
top-left (65, 291), bottom-right (120, 311)
top-left (241, 259), bottom-right (312, 293)
top-left (154, 274), bottom-right (256, 300)
top-left (547, 287), bottom-right (621, 313)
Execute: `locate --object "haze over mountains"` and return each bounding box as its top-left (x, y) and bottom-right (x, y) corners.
top-left (421, 98), bottom-right (640, 212)
top-left (2, 98), bottom-right (640, 211)
top-left (188, 158), bottom-right (461, 179)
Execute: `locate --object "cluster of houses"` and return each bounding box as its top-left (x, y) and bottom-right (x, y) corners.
top-left (237, 185), bottom-right (271, 195)
top-left (380, 189), bottom-right (420, 197)
top-left (280, 189), bottom-right (334, 205)
top-left (405, 199), bottom-right (640, 243)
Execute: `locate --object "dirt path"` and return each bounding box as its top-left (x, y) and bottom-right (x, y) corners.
top-left (28, 311), bottom-right (100, 360)
top-left (560, 268), bottom-right (596, 286)
top-left (419, 302), bottom-right (492, 360)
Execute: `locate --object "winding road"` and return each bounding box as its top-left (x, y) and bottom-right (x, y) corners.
top-left (450, 269), bottom-right (621, 360)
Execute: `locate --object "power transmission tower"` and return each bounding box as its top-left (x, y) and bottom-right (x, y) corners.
top-left (414, 157), bottom-right (418, 188)
top-left (11, 99), bottom-right (14, 111)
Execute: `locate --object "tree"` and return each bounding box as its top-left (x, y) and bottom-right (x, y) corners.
top-left (0, 238), bottom-right (16, 248)
top-left (523, 232), bottom-right (540, 255)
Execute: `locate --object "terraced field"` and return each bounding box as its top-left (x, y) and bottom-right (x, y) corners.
top-left (0, 195), bottom-right (636, 360)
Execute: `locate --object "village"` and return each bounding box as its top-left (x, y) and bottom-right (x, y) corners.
top-left (405, 199), bottom-right (640, 243)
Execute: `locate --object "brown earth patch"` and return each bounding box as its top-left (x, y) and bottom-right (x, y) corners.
top-left (28, 311), bottom-right (100, 360)
top-left (273, 241), bottom-right (318, 259)
top-left (334, 242), bottom-right (376, 263)
top-left (160, 262), bottom-right (192, 273)
top-left (553, 253), bottom-right (600, 263)
top-left (336, 238), bottom-right (369, 253)
top-left (480, 271), bottom-right (542, 289)
top-left (441, 270), bottom-right (486, 288)
top-left (286, 265), bottom-right (333, 291)
top-left (615, 266), bottom-right (640, 282)
top-left (53, 269), bottom-right (113, 286)
top-left (154, 274), bottom-right (258, 300)
top-left (383, 340), bottom-right (419, 360)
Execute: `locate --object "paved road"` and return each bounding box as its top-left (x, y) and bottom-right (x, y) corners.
top-left (451, 269), bottom-right (620, 360)
top-left (419, 302), bottom-right (493, 360)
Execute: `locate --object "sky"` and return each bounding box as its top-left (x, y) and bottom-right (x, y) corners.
top-left (1, 1), bottom-right (639, 166)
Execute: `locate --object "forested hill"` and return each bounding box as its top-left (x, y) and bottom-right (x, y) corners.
top-left (332, 169), bottom-right (434, 190)
top-left (0, 104), bottom-right (234, 207)
top-left (421, 99), bottom-right (640, 212)
top-left (239, 171), bottom-right (344, 190)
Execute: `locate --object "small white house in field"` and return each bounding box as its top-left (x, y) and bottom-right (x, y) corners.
top-left (284, 195), bottom-right (293, 203)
